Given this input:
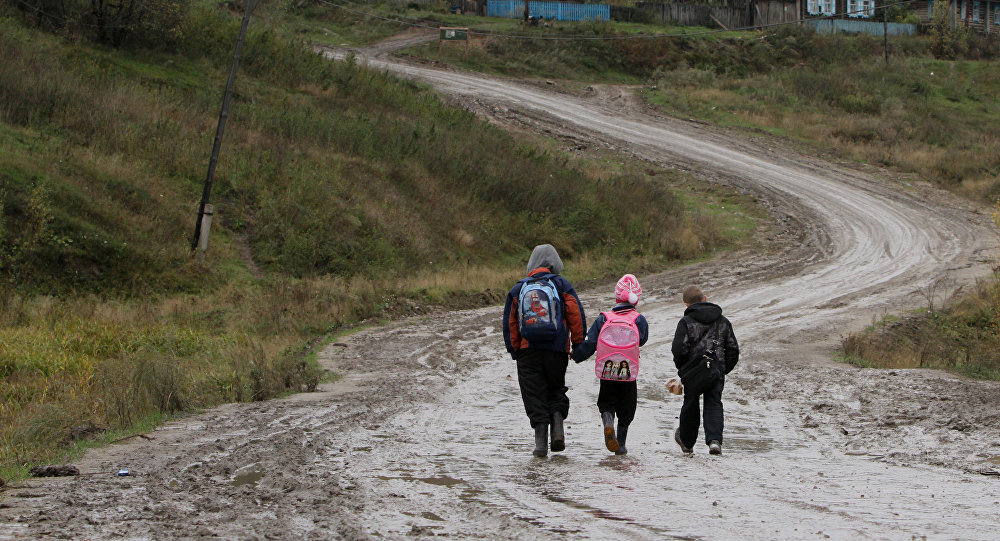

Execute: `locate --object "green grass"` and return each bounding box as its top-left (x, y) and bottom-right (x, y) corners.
top-left (310, 7), bottom-right (1000, 380)
top-left (840, 274), bottom-right (1000, 380)
top-left (0, 7), bottom-right (724, 291)
top-left (647, 42), bottom-right (1000, 199)
top-left (373, 13), bottom-right (1000, 201)
top-left (399, 19), bottom-right (757, 84)
top-left (0, 2), bottom-right (763, 479)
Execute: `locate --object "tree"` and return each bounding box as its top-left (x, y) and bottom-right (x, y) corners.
top-left (89, 0), bottom-right (189, 48)
top-left (928, 0), bottom-right (968, 59)
top-left (9, 0), bottom-right (189, 49)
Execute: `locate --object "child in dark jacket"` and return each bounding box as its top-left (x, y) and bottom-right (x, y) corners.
top-left (503, 244), bottom-right (587, 457)
top-left (671, 285), bottom-right (739, 456)
top-left (572, 274), bottom-right (648, 455)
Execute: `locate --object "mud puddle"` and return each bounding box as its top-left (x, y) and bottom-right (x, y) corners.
top-left (232, 469), bottom-right (265, 487)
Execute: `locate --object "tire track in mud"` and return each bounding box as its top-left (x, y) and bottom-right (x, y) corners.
top-left (4, 49), bottom-right (1000, 540)
top-left (311, 52), bottom-right (1000, 538)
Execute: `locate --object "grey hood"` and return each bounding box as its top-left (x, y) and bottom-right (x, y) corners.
top-left (526, 244), bottom-right (563, 274)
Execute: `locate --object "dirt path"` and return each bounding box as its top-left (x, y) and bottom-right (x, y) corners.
top-left (4, 40), bottom-right (1000, 540)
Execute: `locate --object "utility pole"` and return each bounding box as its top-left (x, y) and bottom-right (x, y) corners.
top-left (883, 0), bottom-right (889, 64)
top-left (883, 18), bottom-right (888, 63)
top-left (191, 0), bottom-right (257, 254)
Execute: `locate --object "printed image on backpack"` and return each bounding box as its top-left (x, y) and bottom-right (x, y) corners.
top-left (518, 276), bottom-right (562, 342)
top-left (594, 310), bottom-right (641, 382)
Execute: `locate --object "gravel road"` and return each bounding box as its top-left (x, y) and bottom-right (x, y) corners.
top-left (3, 36), bottom-right (999, 540)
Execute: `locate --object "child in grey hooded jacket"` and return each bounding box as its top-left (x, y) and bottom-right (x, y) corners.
top-left (503, 244), bottom-right (587, 457)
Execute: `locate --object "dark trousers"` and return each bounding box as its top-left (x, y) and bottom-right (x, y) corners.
top-left (516, 348), bottom-right (570, 428)
top-left (597, 380), bottom-right (637, 427)
top-left (677, 377), bottom-right (724, 448)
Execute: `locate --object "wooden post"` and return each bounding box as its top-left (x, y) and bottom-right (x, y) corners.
top-left (883, 13), bottom-right (889, 64)
top-left (192, 0), bottom-right (255, 252)
top-left (710, 13), bottom-right (731, 29)
top-left (196, 204), bottom-right (214, 263)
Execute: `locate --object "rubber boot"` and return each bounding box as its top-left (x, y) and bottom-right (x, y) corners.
top-left (601, 411), bottom-right (619, 453)
top-left (550, 412), bottom-right (565, 453)
top-left (533, 424), bottom-right (549, 457)
top-left (615, 424), bottom-right (629, 455)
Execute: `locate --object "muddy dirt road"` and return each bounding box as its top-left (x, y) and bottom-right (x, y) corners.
top-left (4, 39), bottom-right (1000, 540)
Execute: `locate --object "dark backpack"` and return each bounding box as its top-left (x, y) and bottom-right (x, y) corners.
top-left (516, 274), bottom-right (564, 342)
top-left (677, 317), bottom-right (724, 394)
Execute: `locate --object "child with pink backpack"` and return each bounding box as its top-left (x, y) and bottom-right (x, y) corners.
top-left (572, 274), bottom-right (648, 455)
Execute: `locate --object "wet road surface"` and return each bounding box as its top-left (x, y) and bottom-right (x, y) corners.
top-left (3, 44), bottom-right (1000, 541)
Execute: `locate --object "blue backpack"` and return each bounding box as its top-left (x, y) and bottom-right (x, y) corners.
top-left (517, 275), bottom-right (563, 342)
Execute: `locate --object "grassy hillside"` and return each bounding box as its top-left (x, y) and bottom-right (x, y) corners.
top-left (397, 17), bottom-right (999, 200)
top-left (0, 2), bottom-right (759, 479)
top-left (369, 8), bottom-right (1000, 380)
top-left (646, 29), bottom-right (1000, 201)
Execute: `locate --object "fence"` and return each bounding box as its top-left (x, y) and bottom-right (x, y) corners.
top-left (755, 0), bottom-right (800, 26)
top-left (635, 2), bottom-right (750, 28)
top-left (486, 0), bottom-right (611, 20)
top-left (484, 0), bottom-right (921, 34)
top-left (803, 18), bottom-right (919, 35)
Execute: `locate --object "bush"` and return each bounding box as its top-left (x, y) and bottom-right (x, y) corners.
top-left (6, 0), bottom-right (192, 49)
top-left (928, 0), bottom-right (969, 59)
top-left (0, 3), bottom-right (748, 474)
top-left (841, 275), bottom-right (1000, 379)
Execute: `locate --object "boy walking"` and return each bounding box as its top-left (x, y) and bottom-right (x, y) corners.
top-left (503, 244), bottom-right (586, 457)
top-left (671, 285), bottom-right (739, 455)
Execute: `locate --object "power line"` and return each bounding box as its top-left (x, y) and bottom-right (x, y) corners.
top-left (314, 0), bottom-right (928, 41)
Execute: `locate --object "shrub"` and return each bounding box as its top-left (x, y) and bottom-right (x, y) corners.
top-left (6, 0), bottom-right (192, 49)
top-left (928, 0), bottom-right (969, 59)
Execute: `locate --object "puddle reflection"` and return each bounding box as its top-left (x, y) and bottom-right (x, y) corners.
top-left (376, 475), bottom-right (465, 487)
top-left (231, 470), bottom-right (263, 487)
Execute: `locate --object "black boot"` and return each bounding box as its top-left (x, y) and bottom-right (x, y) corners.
top-left (533, 424), bottom-right (549, 457)
top-left (615, 424), bottom-right (629, 455)
top-left (601, 410), bottom-right (618, 453)
top-left (550, 412), bottom-right (565, 453)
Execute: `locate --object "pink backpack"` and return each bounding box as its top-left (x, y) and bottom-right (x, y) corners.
top-left (594, 310), bottom-right (640, 382)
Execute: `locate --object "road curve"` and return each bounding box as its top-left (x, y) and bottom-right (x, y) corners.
top-left (2, 47), bottom-right (998, 541)
top-left (342, 50), bottom-right (992, 339)
top-left (317, 52), bottom-right (1000, 539)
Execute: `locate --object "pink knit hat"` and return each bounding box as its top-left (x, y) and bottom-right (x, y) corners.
top-left (615, 274), bottom-right (641, 305)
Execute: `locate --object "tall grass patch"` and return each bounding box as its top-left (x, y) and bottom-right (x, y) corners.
top-left (647, 27), bottom-right (1000, 200)
top-left (840, 276), bottom-right (1000, 379)
top-left (0, 14), bottom-right (721, 287)
top-left (0, 6), bottom-right (758, 477)
top-left (399, 18), bottom-right (1000, 201)
top-left (840, 201), bottom-right (1000, 379)
top-left (0, 283), bottom-right (331, 471)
